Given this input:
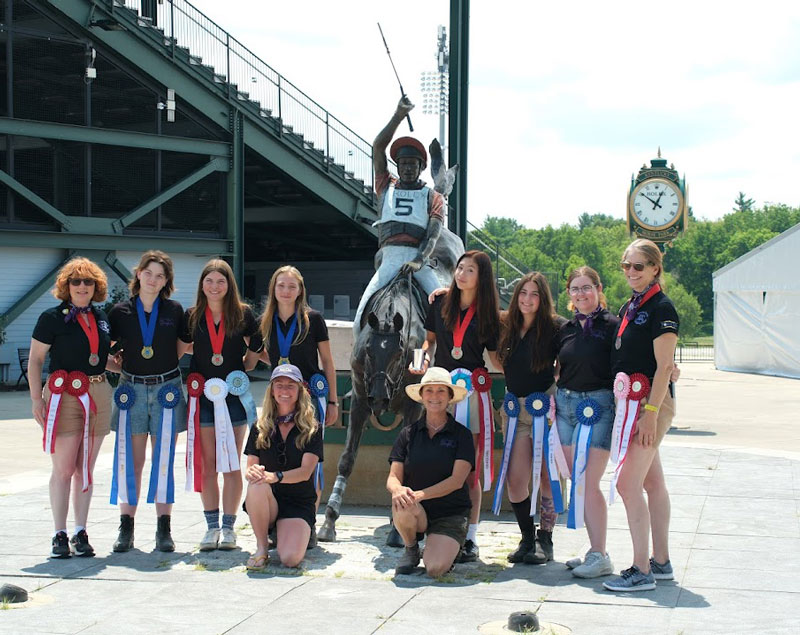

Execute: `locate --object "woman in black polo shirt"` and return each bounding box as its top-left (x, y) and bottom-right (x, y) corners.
top-left (107, 250), bottom-right (189, 553)
top-left (184, 259), bottom-right (263, 552)
top-left (388, 367), bottom-right (474, 577)
top-left (414, 250), bottom-right (500, 563)
top-left (555, 266), bottom-right (618, 579)
top-left (28, 257), bottom-right (113, 559)
top-left (603, 239), bottom-right (679, 593)
top-left (497, 272), bottom-right (566, 565)
top-left (243, 364), bottom-right (323, 569)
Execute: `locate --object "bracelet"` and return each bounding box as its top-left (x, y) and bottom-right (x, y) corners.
top-left (328, 400), bottom-right (339, 406)
top-left (643, 403), bottom-right (659, 414)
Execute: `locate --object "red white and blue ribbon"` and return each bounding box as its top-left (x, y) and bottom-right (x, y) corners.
top-left (110, 384), bottom-right (137, 505)
top-left (185, 374), bottom-right (204, 492)
top-left (609, 373), bottom-right (650, 504)
top-left (226, 370), bottom-right (257, 426)
top-left (308, 373), bottom-right (329, 490)
top-left (204, 378), bottom-right (240, 473)
top-left (147, 384), bottom-right (180, 504)
top-left (43, 370), bottom-right (68, 454)
top-left (449, 369), bottom-right (473, 429)
top-left (66, 371), bottom-right (96, 492)
top-left (568, 397), bottom-right (600, 529)
top-left (543, 412), bottom-right (566, 515)
top-left (492, 393), bottom-right (520, 514)
top-left (472, 368), bottom-right (494, 490)
top-left (525, 393), bottom-right (550, 516)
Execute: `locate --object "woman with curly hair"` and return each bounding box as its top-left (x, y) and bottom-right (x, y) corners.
top-left (28, 257), bottom-right (113, 558)
top-left (242, 364), bottom-right (323, 569)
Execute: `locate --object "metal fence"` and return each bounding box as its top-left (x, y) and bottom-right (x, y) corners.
top-left (113, 0), bottom-right (374, 188)
top-left (674, 344), bottom-right (714, 362)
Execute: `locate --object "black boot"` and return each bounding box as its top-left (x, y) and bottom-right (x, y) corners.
top-left (155, 515), bottom-right (175, 552)
top-left (508, 497), bottom-right (536, 563)
top-left (113, 515), bottom-right (134, 552)
top-left (524, 529), bottom-right (553, 565)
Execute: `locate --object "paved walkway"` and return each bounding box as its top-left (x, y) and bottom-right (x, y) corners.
top-left (1, 363), bottom-right (799, 634)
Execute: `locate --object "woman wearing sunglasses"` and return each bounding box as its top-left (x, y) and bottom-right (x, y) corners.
top-left (243, 364), bottom-right (323, 569)
top-left (28, 257), bottom-right (113, 559)
top-left (603, 239), bottom-right (679, 592)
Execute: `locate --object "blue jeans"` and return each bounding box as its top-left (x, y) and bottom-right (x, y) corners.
top-left (555, 387), bottom-right (614, 451)
top-left (110, 374), bottom-right (187, 436)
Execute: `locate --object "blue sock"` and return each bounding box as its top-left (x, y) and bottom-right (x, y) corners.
top-left (222, 514), bottom-right (236, 530)
top-left (204, 509), bottom-right (220, 530)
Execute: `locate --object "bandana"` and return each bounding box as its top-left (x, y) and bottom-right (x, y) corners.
top-left (573, 305), bottom-right (604, 337)
top-left (64, 304), bottom-right (92, 323)
top-left (624, 282), bottom-right (657, 322)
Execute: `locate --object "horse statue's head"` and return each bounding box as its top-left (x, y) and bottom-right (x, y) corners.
top-left (363, 310), bottom-right (410, 417)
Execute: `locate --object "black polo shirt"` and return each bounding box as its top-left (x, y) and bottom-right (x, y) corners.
top-left (266, 310), bottom-right (329, 380)
top-left (32, 302), bottom-right (112, 375)
top-left (244, 422), bottom-right (323, 505)
top-left (184, 306), bottom-right (263, 379)
top-left (424, 295), bottom-right (498, 372)
top-left (557, 309), bottom-right (619, 391)
top-left (611, 291), bottom-right (679, 381)
top-left (388, 414), bottom-right (474, 521)
top-left (502, 316), bottom-right (566, 395)
top-left (108, 296), bottom-right (189, 375)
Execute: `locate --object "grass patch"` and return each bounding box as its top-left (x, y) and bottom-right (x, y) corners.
top-left (155, 559), bottom-right (171, 569)
top-left (193, 562), bottom-right (208, 572)
top-left (1, 599), bottom-right (11, 610)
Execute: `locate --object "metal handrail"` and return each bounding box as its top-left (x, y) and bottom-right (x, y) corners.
top-left (113, 0), bottom-right (375, 190)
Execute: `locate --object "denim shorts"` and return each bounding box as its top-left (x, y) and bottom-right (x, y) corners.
top-left (110, 374), bottom-right (187, 436)
top-left (555, 387), bottom-right (614, 451)
top-left (198, 393), bottom-right (249, 428)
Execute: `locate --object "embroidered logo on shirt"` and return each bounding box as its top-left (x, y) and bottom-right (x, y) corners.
top-left (439, 439), bottom-right (456, 448)
top-left (634, 311), bottom-right (649, 325)
top-left (97, 320), bottom-right (110, 333)
top-left (159, 318), bottom-right (176, 327)
top-left (660, 320), bottom-right (678, 331)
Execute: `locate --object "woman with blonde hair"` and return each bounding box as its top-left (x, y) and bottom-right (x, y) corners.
top-left (184, 259), bottom-right (263, 551)
top-left (29, 257), bottom-right (113, 558)
top-left (243, 364), bottom-right (323, 569)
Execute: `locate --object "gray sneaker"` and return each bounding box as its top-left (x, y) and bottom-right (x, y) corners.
top-left (199, 528), bottom-right (220, 552)
top-left (218, 527), bottom-right (237, 550)
top-left (603, 565), bottom-right (656, 592)
top-left (395, 543), bottom-right (421, 575)
top-left (566, 549), bottom-right (591, 570)
top-left (650, 557), bottom-right (674, 580)
top-left (572, 551), bottom-right (614, 578)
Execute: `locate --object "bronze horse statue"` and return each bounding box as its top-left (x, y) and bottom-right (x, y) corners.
top-left (317, 228), bottom-right (463, 543)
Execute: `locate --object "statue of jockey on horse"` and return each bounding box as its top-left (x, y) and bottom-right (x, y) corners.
top-left (354, 97), bottom-right (461, 335)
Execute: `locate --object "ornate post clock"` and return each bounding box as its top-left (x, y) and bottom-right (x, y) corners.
top-left (627, 149), bottom-right (688, 249)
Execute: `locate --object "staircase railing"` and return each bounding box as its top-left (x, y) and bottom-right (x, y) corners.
top-left (111, 0), bottom-right (374, 190)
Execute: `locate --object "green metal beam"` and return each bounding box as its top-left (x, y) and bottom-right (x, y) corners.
top-left (104, 252), bottom-right (133, 285)
top-left (0, 229), bottom-right (231, 254)
top-left (0, 169), bottom-right (71, 229)
top-left (0, 251), bottom-right (73, 326)
top-left (227, 110), bottom-right (244, 286)
top-left (0, 117), bottom-right (230, 156)
top-left (112, 157), bottom-right (228, 232)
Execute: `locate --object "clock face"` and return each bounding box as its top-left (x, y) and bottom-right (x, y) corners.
top-left (631, 179), bottom-right (682, 229)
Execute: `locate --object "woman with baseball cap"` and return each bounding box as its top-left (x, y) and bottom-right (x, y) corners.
top-left (387, 367), bottom-right (475, 577)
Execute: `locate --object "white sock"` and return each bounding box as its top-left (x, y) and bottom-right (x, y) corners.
top-left (466, 523), bottom-right (478, 543)
top-left (54, 529), bottom-right (67, 538)
top-left (73, 526), bottom-right (85, 536)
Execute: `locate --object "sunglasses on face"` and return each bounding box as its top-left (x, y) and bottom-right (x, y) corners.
top-left (69, 278), bottom-right (96, 286)
top-left (568, 285), bottom-right (596, 296)
top-left (620, 261), bottom-right (652, 272)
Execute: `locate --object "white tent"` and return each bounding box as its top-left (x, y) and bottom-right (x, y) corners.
top-left (713, 222), bottom-right (800, 379)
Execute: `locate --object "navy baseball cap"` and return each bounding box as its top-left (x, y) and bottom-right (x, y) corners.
top-left (270, 364), bottom-right (303, 383)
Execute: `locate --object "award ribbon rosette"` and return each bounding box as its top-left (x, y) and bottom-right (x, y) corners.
top-left (146, 385), bottom-right (181, 504)
top-left (204, 378), bottom-right (240, 473)
top-left (471, 368), bottom-right (494, 491)
top-left (66, 371), bottom-right (97, 492)
top-left (43, 370), bottom-right (68, 454)
top-left (308, 373), bottom-right (329, 489)
top-left (275, 314), bottom-right (297, 365)
top-left (525, 393), bottom-right (550, 516)
top-left (608, 373), bottom-right (650, 504)
top-left (449, 369), bottom-right (473, 429)
top-left (110, 384), bottom-right (137, 505)
top-left (492, 393), bottom-right (520, 514)
top-left (226, 370), bottom-right (258, 426)
top-left (185, 373), bottom-right (204, 492)
top-left (567, 398), bottom-right (601, 529)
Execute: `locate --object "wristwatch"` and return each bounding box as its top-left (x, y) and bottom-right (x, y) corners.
top-left (275, 471), bottom-right (284, 483)
top-left (328, 400), bottom-right (339, 406)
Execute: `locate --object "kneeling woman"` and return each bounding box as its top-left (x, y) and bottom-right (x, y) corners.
top-left (243, 364), bottom-right (323, 569)
top-left (388, 367), bottom-right (475, 577)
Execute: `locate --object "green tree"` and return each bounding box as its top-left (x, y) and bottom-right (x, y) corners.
top-left (662, 274), bottom-right (702, 339)
top-left (733, 192), bottom-right (755, 212)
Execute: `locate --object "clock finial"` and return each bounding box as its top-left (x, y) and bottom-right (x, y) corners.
top-left (657, 146), bottom-right (662, 159)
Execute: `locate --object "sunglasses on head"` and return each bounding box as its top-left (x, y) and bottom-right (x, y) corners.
top-left (620, 261), bottom-right (652, 272)
top-left (69, 278), bottom-right (96, 286)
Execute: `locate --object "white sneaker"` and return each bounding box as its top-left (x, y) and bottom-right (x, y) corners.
top-left (566, 549), bottom-right (591, 570)
top-left (218, 527), bottom-right (237, 550)
top-left (199, 528), bottom-right (220, 552)
top-left (572, 551), bottom-right (614, 578)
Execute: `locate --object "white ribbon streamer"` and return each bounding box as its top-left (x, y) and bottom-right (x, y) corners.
top-left (548, 421), bottom-right (570, 478)
top-left (44, 393), bottom-right (62, 454)
top-left (155, 408), bottom-right (173, 503)
top-left (186, 395), bottom-right (199, 491)
top-left (492, 413), bottom-right (517, 515)
top-left (204, 379), bottom-right (240, 474)
top-left (116, 410), bottom-right (131, 503)
top-left (529, 415), bottom-right (545, 516)
top-left (570, 424), bottom-right (592, 529)
top-left (609, 398), bottom-right (640, 505)
top-left (77, 392), bottom-right (92, 492)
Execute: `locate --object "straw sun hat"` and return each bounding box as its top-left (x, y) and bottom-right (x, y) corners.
top-left (405, 367), bottom-right (468, 404)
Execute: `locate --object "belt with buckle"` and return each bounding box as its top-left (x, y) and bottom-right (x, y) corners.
top-left (122, 368), bottom-right (181, 385)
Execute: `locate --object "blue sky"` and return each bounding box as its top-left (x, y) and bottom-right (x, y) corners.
top-left (191, 0), bottom-right (800, 229)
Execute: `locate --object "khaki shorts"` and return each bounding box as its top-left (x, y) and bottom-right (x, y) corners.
top-left (43, 379), bottom-right (112, 437)
top-left (500, 383), bottom-right (556, 442)
top-left (426, 513), bottom-right (469, 546)
top-left (638, 390), bottom-right (675, 447)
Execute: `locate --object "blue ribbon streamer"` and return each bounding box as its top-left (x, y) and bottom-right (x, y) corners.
top-left (309, 373), bottom-right (329, 490)
top-left (275, 314), bottom-right (298, 363)
top-left (110, 385), bottom-right (137, 505)
top-left (135, 296), bottom-right (160, 351)
top-left (567, 397), bottom-right (599, 529)
top-left (226, 370), bottom-right (258, 425)
top-left (492, 392), bottom-right (520, 514)
top-left (542, 422), bottom-right (564, 514)
top-left (147, 385), bottom-right (180, 504)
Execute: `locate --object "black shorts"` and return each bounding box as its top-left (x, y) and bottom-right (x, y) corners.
top-left (242, 493), bottom-right (316, 530)
top-left (426, 513), bottom-right (468, 545)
